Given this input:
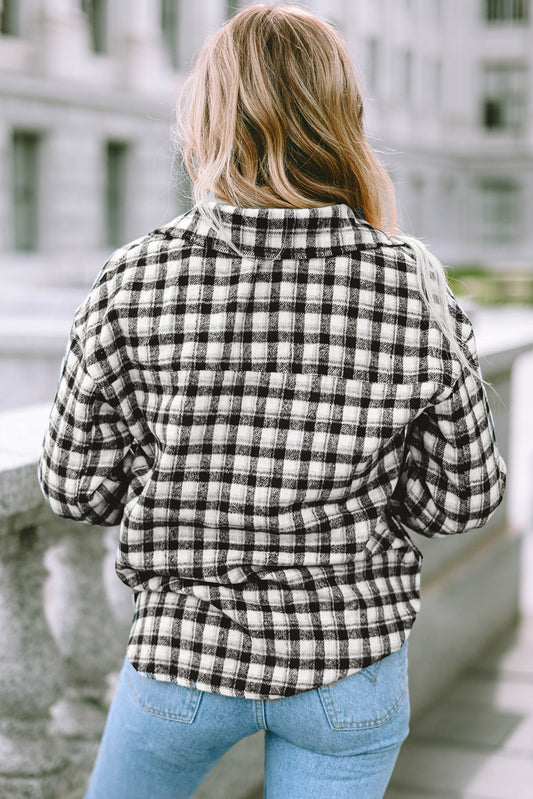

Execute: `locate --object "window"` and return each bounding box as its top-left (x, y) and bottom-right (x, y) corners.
top-left (439, 175), bottom-right (456, 229)
top-left (426, 57), bottom-right (442, 106)
top-left (409, 174), bottom-right (425, 235)
top-left (402, 50), bottom-right (413, 101)
top-left (366, 38), bottom-right (379, 93)
top-left (12, 131), bottom-right (40, 252)
top-left (478, 178), bottom-right (521, 244)
top-left (226, 1), bottom-right (241, 19)
top-left (81, 0), bottom-right (107, 53)
top-left (482, 63), bottom-right (527, 133)
top-left (485, 0), bottom-right (529, 21)
top-left (173, 153), bottom-right (194, 215)
top-left (161, 0), bottom-right (180, 69)
top-left (105, 141), bottom-right (128, 249)
top-left (1, 0), bottom-right (19, 35)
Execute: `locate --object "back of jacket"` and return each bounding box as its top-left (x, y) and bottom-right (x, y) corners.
top-left (38, 199), bottom-right (506, 699)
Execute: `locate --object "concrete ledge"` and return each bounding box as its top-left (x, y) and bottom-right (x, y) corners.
top-left (0, 404), bottom-right (50, 465)
top-left (408, 529), bottom-right (522, 718)
top-left (0, 404), bottom-right (50, 518)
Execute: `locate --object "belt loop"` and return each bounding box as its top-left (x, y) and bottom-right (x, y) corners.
top-left (254, 699), bottom-right (267, 730)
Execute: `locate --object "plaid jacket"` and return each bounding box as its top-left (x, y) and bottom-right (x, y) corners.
top-left (38, 199), bottom-right (506, 700)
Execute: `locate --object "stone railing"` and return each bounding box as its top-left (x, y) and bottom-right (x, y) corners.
top-left (0, 333), bottom-right (531, 799)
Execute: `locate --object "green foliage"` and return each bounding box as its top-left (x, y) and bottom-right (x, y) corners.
top-left (445, 265), bottom-right (533, 306)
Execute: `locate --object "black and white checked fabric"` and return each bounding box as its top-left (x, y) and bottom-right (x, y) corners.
top-left (38, 199), bottom-right (506, 700)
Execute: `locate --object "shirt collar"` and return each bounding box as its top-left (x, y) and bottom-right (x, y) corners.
top-left (157, 196), bottom-right (397, 259)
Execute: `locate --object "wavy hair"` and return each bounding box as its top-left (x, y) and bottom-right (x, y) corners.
top-left (177, 3), bottom-right (396, 228)
top-left (175, 3), bottom-right (489, 388)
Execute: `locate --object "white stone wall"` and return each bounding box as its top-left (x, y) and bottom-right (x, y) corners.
top-left (311, 0), bottom-right (533, 269)
top-left (0, 0), bottom-right (532, 288)
top-left (0, 0), bottom-right (184, 285)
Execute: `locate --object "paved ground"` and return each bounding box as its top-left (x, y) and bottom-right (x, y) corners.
top-left (386, 616), bottom-right (533, 799)
top-left (246, 616), bottom-right (533, 799)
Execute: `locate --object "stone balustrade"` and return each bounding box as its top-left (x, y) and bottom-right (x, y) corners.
top-left (0, 333), bottom-right (531, 799)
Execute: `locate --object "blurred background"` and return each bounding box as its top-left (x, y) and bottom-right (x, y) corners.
top-left (1, 0), bottom-right (533, 411)
top-left (0, 2), bottom-right (532, 798)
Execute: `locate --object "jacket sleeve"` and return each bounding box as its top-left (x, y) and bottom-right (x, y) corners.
top-left (38, 323), bottom-right (134, 527)
top-left (390, 326), bottom-right (507, 538)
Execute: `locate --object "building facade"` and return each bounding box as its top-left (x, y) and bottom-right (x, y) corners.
top-left (0, 0), bottom-right (532, 283)
top-left (0, 0), bottom-right (229, 287)
top-left (342, 0), bottom-right (533, 270)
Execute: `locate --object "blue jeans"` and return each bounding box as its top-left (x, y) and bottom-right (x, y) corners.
top-left (84, 641), bottom-right (410, 799)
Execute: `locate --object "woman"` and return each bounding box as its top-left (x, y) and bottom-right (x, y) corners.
top-left (38, 5), bottom-right (506, 798)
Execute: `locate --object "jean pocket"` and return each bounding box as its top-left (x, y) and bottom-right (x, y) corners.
top-left (318, 642), bottom-right (409, 730)
top-left (123, 657), bottom-right (202, 723)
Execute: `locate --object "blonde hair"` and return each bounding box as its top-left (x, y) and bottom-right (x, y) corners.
top-left (177, 3), bottom-right (396, 229)
top-left (175, 3), bottom-right (491, 390)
